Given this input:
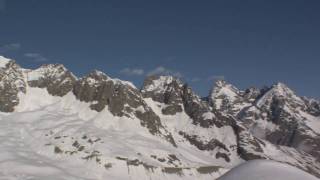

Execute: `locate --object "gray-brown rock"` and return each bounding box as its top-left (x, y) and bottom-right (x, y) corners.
top-left (27, 64), bottom-right (77, 96)
top-left (73, 71), bottom-right (176, 146)
top-left (0, 57), bottom-right (26, 112)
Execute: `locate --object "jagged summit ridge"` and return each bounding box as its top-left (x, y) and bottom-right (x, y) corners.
top-left (0, 55), bottom-right (319, 179)
top-left (256, 82), bottom-right (305, 109)
top-left (26, 63), bottom-right (77, 96)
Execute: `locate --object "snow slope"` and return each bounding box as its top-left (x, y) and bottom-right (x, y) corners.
top-left (0, 55), bottom-right (10, 68)
top-left (218, 160), bottom-right (319, 180)
top-left (0, 88), bottom-right (228, 180)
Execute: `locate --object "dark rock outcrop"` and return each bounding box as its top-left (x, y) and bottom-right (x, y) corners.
top-left (142, 76), bottom-right (234, 128)
top-left (0, 59), bottom-right (26, 112)
top-left (27, 64), bottom-right (77, 96)
top-left (142, 75), bottom-right (184, 115)
top-left (73, 71), bottom-right (176, 146)
top-left (142, 76), bottom-right (237, 158)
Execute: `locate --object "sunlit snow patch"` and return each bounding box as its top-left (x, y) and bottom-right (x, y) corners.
top-left (218, 160), bottom-right (318, 180)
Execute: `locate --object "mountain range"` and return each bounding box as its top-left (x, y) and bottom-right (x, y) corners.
top-left (0, 55), bottom-right (319, 180)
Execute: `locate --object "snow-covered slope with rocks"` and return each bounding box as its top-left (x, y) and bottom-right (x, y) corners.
top-left (0, 55), bottom-right (319, 179)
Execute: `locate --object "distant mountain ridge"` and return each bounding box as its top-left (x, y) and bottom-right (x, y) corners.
top-left (0, 55), bottom-right (319, 180)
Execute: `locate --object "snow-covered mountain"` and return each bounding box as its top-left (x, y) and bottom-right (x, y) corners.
top-left (0, 55), bottom-right (319, 179)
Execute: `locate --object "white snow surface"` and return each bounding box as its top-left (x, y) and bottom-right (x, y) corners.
top-left (299, 110), bottom-right (320, 134)
top-left (0, 55), bottom-right (10, 68)
top-left (218, 160), bottom-right (319, 180)
top-left (0, 87), bottom-right (228, 180)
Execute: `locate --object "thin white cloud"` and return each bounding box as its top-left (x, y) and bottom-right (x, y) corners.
top-left (120, 68), bottom-right (144, 76)
top-left (164, 56), bottom-right (176, 62)
top-left (190, 77), bottom-right (201, 82)
top-left (0, 43), bottom-right (21, 53)
top-left (24, 53), bottom-right (49, 62)
top-left (147, 66), bottom-right (182, 78)
top-left (207, 75), bottom-right (225, 81)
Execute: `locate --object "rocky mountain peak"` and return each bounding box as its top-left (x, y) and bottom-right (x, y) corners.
top-left (78, 70), bottom-right (109, 86)
top-left (0, 55), bottom-right (12, 68)
top-left (88, 69), bottom-right (108, 78)
top-left (303, 97), bottom-right (320, 116)
top-left (82, 70), bottom-right (136, 90)
top-left (28, 63), bottom-right (76, 80)
top-left (214, 79), bottom-right (228, 87)
top-left (40, 63), bottom-right (67, 70)
top-left (209, 80), bottom-right (240, 99)
top-left (243, 87), bottom-right (262, 102)
top-left (271, 82), bottom-right (297, 97)
top-left (0, 56), bottom-right (26, 112)
top-left (73, 71), bottom-right (176, 145)
top-left (27, 63), bottom-right (77, 96)
top-left (270, 82), bottom-right (298, 97)
top-left (256, 82), bottom-right (305, 110)
top-left (208, 80), bottom-right (246, 116)
top-left (142, 75), bottom-right (183, 94)
top-left (141, 75), bottom-right (184, 108)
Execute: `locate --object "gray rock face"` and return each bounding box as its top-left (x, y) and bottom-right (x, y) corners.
top-left (73, 71), bottom-right (176, 146)
top-left (255, 85), bottom-right (320, 160)
top-left (224, 82), bottom-right (320, 164)
top-left (205, 80), bottom-right (320, 177)
top-left (0, 60), bottom-right (26, 112)
top-left (182, 84), bottom-right (233, 128)
top-left (232, 122), bottom-right (266, 160)
top-left (243, 87), bottom-right (263, 102)
top-left (73, 70), bottom-right (139, 114)
top-left (179, 131), bottom-right (229, 151)
top-left (142, 76), bottom-right (233, 128)
top-left (142, 76), bottom-right (237, 159)
top-left (209, 80), bottom-right (251, 117)
top-left (303, 98), bottom-right (320, 116)
top-left (142, 75), bottom-right (184, 115)
top-left (27, 64), bottom-right (77, 96)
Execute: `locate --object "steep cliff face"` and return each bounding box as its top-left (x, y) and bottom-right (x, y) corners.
top-left (303, 98), bottom-right (320, 116)
top-left (209, 80), bottom-right (245, 115)
top-left (0, 56), bottom-right (26, 112)
top-left (207, 81), bottom-right (320, 175)
top-left (0, 55), bottom-right (319, 179)
top-left (142, 75), bottom-right (184, 115)
top-left (73, 71), bottom-right (176, 145)
top-left (235, 83), bottom-right (320, 162)
top-left (141, 76), bottom-right (239, 165)
top-left (26, 64), bottom-right (77, 96)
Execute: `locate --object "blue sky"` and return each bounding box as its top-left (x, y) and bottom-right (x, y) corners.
top-left (0, 0), bottom-right (319, 98)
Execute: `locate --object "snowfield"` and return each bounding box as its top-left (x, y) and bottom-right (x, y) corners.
top-left (218, 160), bottom-right (319, 180)
top-left (0, 88), bottom-right (228, 180)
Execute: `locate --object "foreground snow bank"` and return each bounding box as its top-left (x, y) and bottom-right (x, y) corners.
top-left (218, 160), bottom-right (318, 180)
